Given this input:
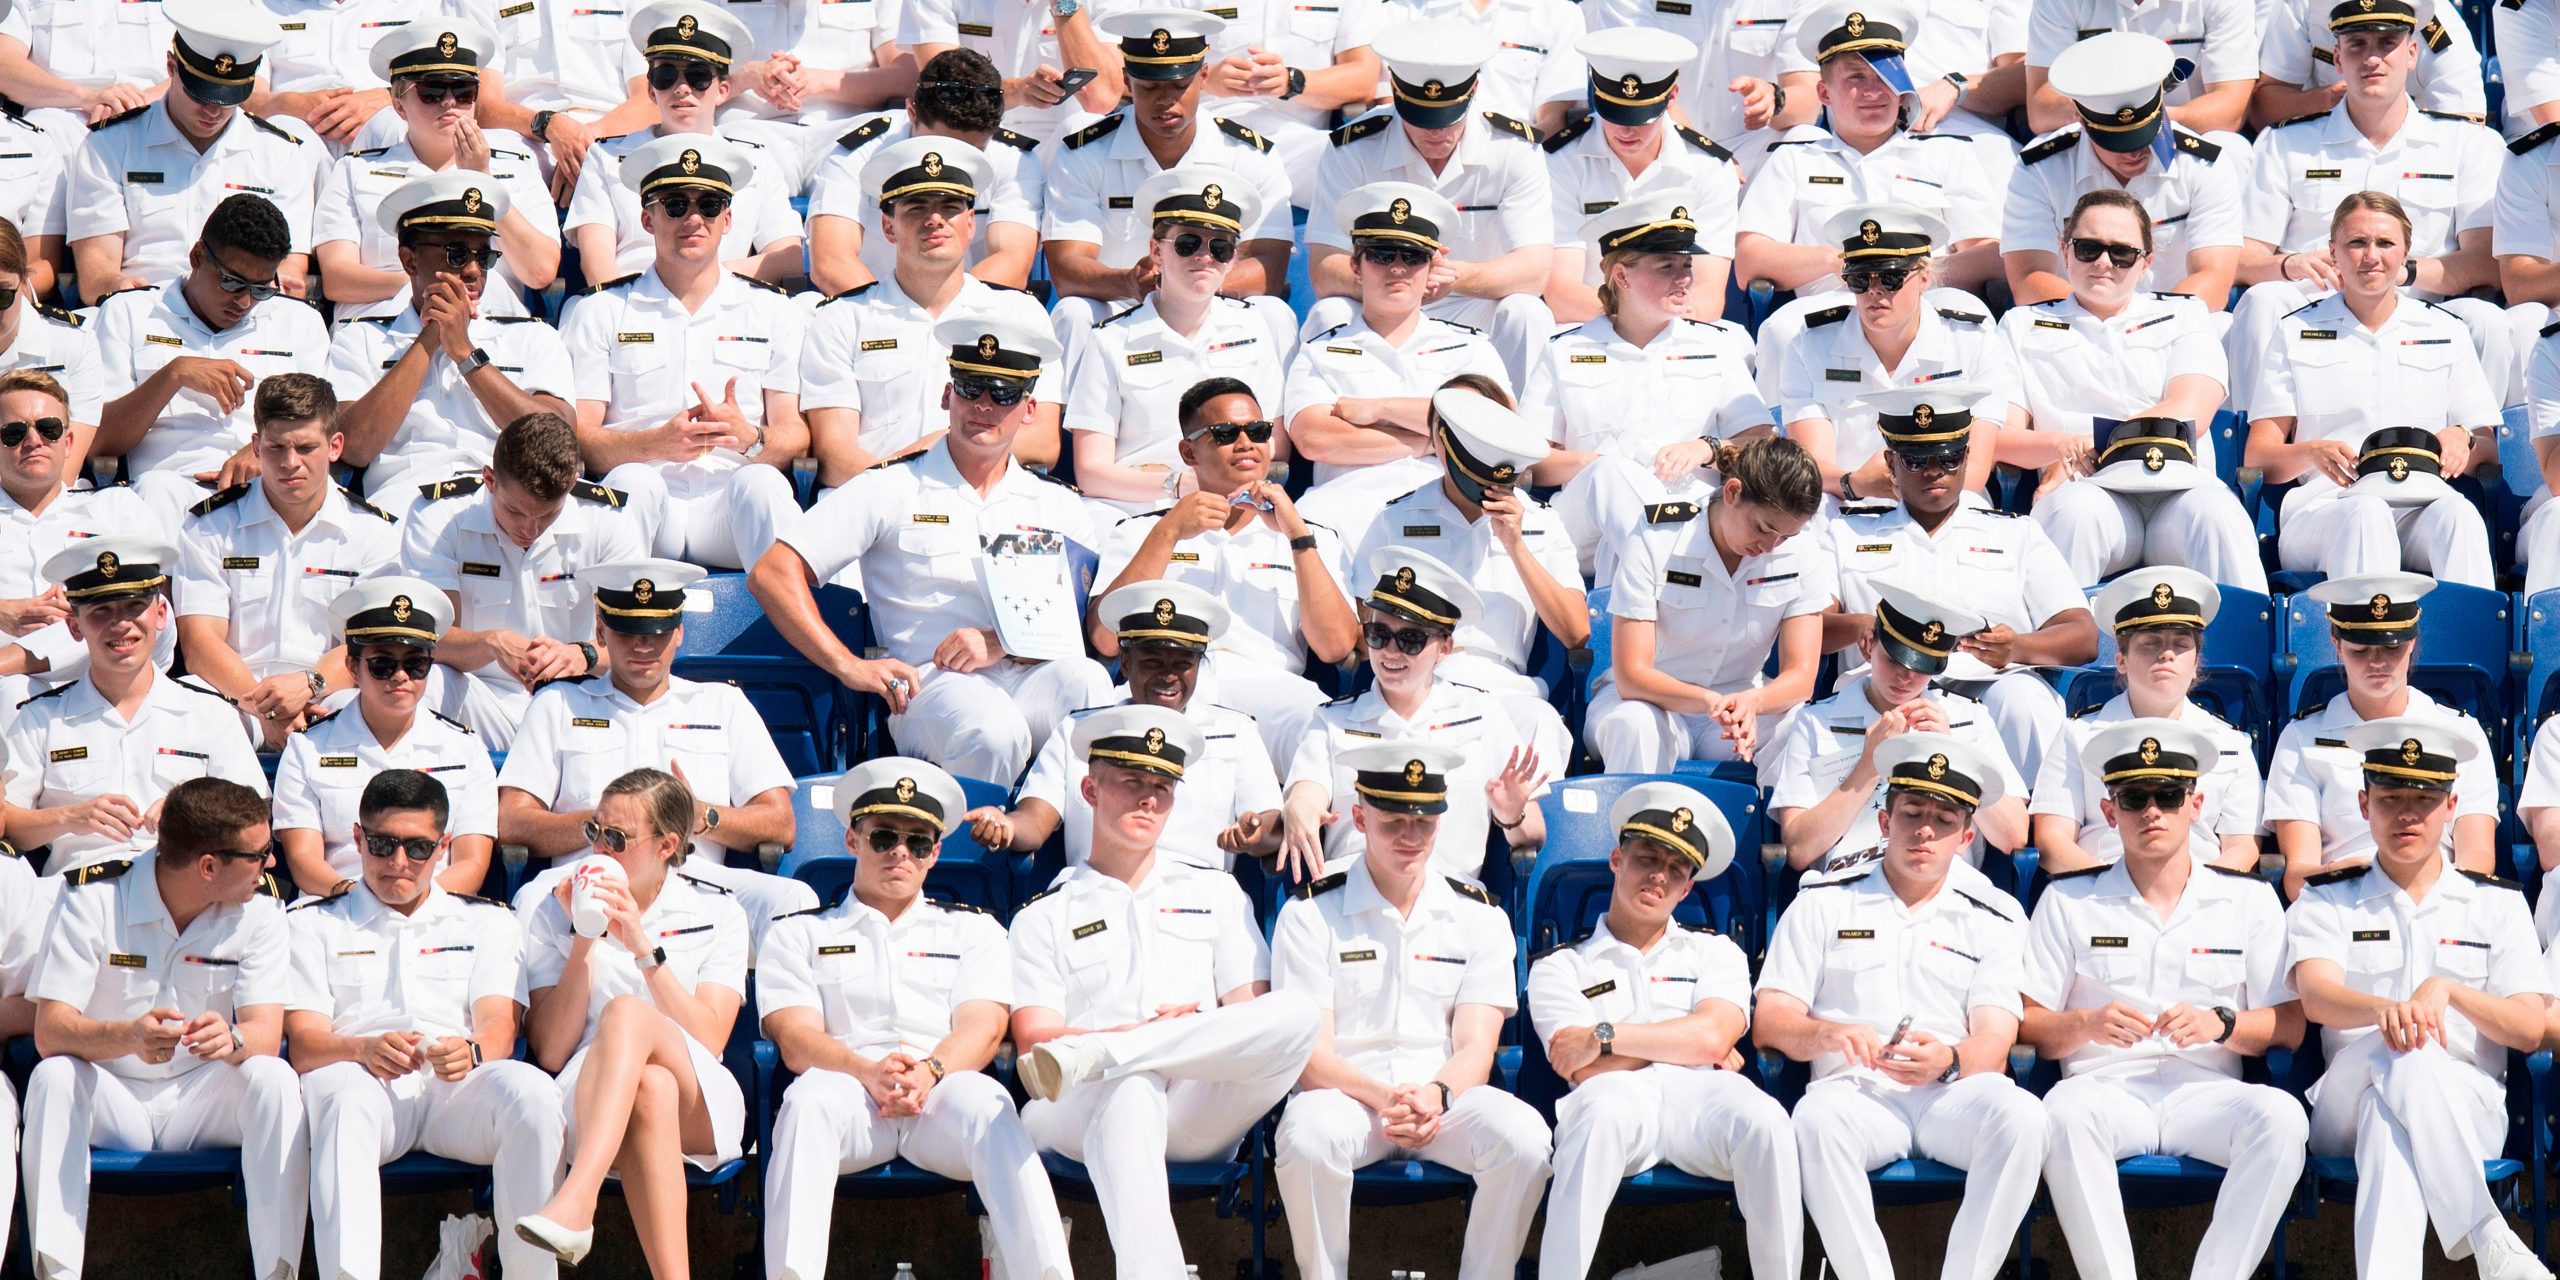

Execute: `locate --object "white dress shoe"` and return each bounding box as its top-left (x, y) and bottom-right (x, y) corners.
top-left (515, 1213), bottom-right (595, 1266)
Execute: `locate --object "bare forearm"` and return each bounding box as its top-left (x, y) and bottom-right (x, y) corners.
top-left (1453, 248), bottom-right (1551, 300)
top-left (498, 797), bottom-right (595, 860)
top-left (340, 344), bottom-right (437, 465)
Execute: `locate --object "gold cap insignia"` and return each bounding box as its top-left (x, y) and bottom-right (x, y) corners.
top-left (1925, 752), bottom-right (1947, 779)
top-left (2388, 456), bottom-right (2410, 481)
top-left (214, 52), bottom-right (235, 75)
top-left (677, 13), bottom-right (699, 37)
top-left (1670, 205), bottom-right (1689, 222)
top-left (2359, 0), bottom-right (2375, 11)
top-left (1201, 182), bottom-right (1222, 206)
top-left (438, 30), bottom-right (459, 56)
top-left (390, 594), bottom-right (413, 622)
top-left (1404, 758), bottom-right (1427, 785)
top-left (1911, 404), bottom-right (1935, 428)
top-left (2402, 737), bottom-right (2424, 764)
top-left (462, 187), bottom-right (482, 213)
top-left (1621, 74), bottom-right (1643, 97)
top-left (2117, 105), bottom-right (2137, 122)
top-left (922, 151), bottom-right (943, 177)
top-left (1491, 463), bottom-right (1517, 482)
top-left (679, 148), bottom-right (702, 175)
top-left (1151, 27), bottom-right (1171, 52)
top-left (632, 578), bottom-right (655, 603)
top-left (1846, 10), bottom-right (1868, 35)
top-left (1389, 197), bottom-right (1411, 224)
top-left (977, 334), bottom-right (998, 359)
top-left (1394, 565), bottom-right (1416, 592)
top-left (1153, 598), bottom-right (1176, 625)
top-left (2371, 593), bottom-right (2393, 619)
top-left (95, 551), bottom-right (119, 578)
top-left (1919, 619), bottom-right (1943, 644)
top-left (2152, 582), bottom-right (2174, 609)
top-left (1670, 807), bottom-right (1693, 833)
top-left (1144, 726), bottom-right (1167, 754)
top-left (2144, 444), bottom-right (2165, 471)
top-left (1860, 218), bottom-right (1881, 245)
top-left (894, 776), bottom-right (916, 801)
top-left (1423, 79), bottom-right (1445, 98)
top-left (2139, 736), bottom-right (2161, 763)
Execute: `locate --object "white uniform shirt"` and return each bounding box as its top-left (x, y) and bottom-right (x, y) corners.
top-left (895, 0), bottom-right (1136, 141)
top-left (0, 300), bottom-right (107, 427)
top-left (1007, 860), bottom-right (1269, 1024)
top-left (94, 282), bottom-right (333, 478)
top-left (1064, 295), bottom-right (1290, 486)
top-left (1766, 675), bottom-right (2023, 872)
top-left (398, 479), bottom-right (647, 699)
top-left (1541, 120), bottom-right (1741, 261)
top-left (1095, 507), bottom-right (1350, 677)
top-left (2001, 129), bottom-right (2244, 295)
top-left (1755, 865), bottom-right (2028, 1082)
top-left (523, 869), bottom-right (750, 1050)
top-left (562, 131), bottom-right (807, 281)
top-left (2286, 861), bottom-right (2547, 1075)
top-left (2, 675), bottom-right (270, 873)
top-left (1307, 110), bottom-right (1553, 257)
top-left (263, 0), bottom-right (439, 94)
top-left (2024, 0), bottom-right (2259, 92)
top-left (285, 883), bottom-right (523, 1040)
top-left (1998, 292), bottom-right (2229, 460)
top-left (1669, 0), bottom-right (1803, 148)
top-left (325, 313), bottom-right (578, 480)
top-left (799, 274), bottom-right (1062, 462)
top-left (1518, 316), bottom-right (1765, 464)
top-left (804, 112), bottom-right (1043, 284)
top-left (1607, 506), bottom-right (1834, 694)
top-left (1197, 0), bottom-right (1391, 134)
top-left (557, 268), bottom-right (808, 485)
top-left (2242, 104), bottom-right (2502, 264)
top-left (2262, 690), bottom-right (2497, 863)
top-left (2021, 860), bottom-right (2292, 1077)
top-left (758, 894), bottom-right (1012, 1060)
top-left (66, 104), bottom-right (324, 282)
top-left (311, 137), bottom-right (557, 323)
top-left (30, 851), bottom-right (291, 1081)
top-left (2493, 130), bottom-right (2560, 265)
top-left (1270, 854), bottom-right (1518, 1082)
top-left (1826, 503), bottom-right (2087, 685)
top-left (1284, 678), bottom-right (1544, 877)
top-left (0, 855), bottom-right (57, 1001)
top-left (780, 444), bottom-right (1099, 658)
top-left (449, 0), bottom-right (640, 114)
top-left (175, 482), bottom-right (404, 678)
top-left (2257, 0), bottom-right (2486, 119)
top-left (1525, 915), bottom-right (1752, 1058)
top-left (1775, 306), bottom-right (2022, 476)
top-left (1373, 0), bottom-right (1585, 124)
top-left (1021, 695), bottom-right (1281, 871)
top-left (2244, 293), bottom-right (2501, 496)
top-left (1736, 128), bottom-right (1999, 291)
top-left (17, 0), bottom-right (175, 89)
top-left (0, 113), bottom-right (65, 241)
top-left (498, 675), bottom-right (795, 864)
top-left (2029, 695), bottom-right (2262, 863)
top-left (1042, 111), bottom-right (1295, 268)
top-left (1281, 315), bottom-right (1510, 488)
top-left (0, 484), bottom-right (164, 679)
top-left (269, 706), bottom-right (501, 881)
top-left (1352, 481), bottom-right (1582, 676)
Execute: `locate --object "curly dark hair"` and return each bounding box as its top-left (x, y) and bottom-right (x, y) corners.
top-left (913, 49), bottom-right (1006, 134)
top-left (200, 193), bottom-right (292, 263)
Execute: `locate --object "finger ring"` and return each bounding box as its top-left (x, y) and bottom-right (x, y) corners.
top-left (886, 677), bottom-right (907, 692)
top-left (264, 709), bottom-right (281, 720)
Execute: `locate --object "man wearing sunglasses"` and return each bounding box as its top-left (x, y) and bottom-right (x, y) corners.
top-left (310, 24), bottom-right (562, 328)
top-left (65, 3), bottom-right (324, 306)
top-left (500, 558), bottom-right (814, 953)
top-left (802, 137), bottom-right (1065, 485)
top-left (2286, 718), bottom-right (2553, 1280)
top-left (807, 50), bottom-right (1043, 298)
top-left (22, 777), bottom-right (308, 1280)
top-left (2019, 718), bottom-right (2309, 1280)
top-left (1304, 21), bottom-right (1558, 385)
top-left (285, 768), bottom-right (568, 1280)
top-left (756, 309), bottom-right (1110, 787)
top-left (270, 578), bottom-right (498, 899)
top-left (970, 580), bottom-right (1283, 871)
top-left (563, 2), bottom-right (807, 286)
top-left (561, 131), bottom-right (809, 574)
top-left (762, 756), bottom-right (1075, 1280)
top-left (0, 369), bottom-right (170, 711)
top-left (1043, 10), bottom-right (1295, 346)
top-left (2, 536), bottom-right (269, 878)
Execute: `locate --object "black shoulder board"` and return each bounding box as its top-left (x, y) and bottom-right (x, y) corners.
top-left (772, 904), bottom-right (827, 920)
top-left (1484, 112), bottom-right (1542, 144)
top-left (731, 272), bottom-right (788, 294)
top-left (819, 283), bottom-right (880, 307)
top-left (1031, 469), bottom-right (1082, 494)
top-left (927, 896), bottom-right (991, 915)
top-left (189, 483), bottom-right (252, 518)
top-left (585, 272), bottom-right (642, 294)
top-left (1805, 305), bottom-right (1852, 328)
top-left (1431, 317), bottom-right (1484, 334)
top-left (243, 112), bottom-right (299, 142)
top-left (1645, 501), bottom-right (1700, 524)
top-left (1529, 930), bottom-right (1592, 962)
top-left (64, 859), bottom-right (131, 886)
top-left (835, 115), bottom-right (894, 152)
top-left (173, 679), bottom-right (236, 702)
top-left (298, 706), bottom-right (340, 730)
top-left (490, 146), bottom-right (532, 161)
top-left (1954, 888), bottom-right (2016, 921)
top-left (1215, 117), bottom-right (1272, 153)
top-left (2019, 129), bottom-right (2080, 165)
top-left (573, 479), bottom-right (627, 508)
top-left (14, 680), bottom-right (72, 709)
top-left (341, 486), bottom-right (397, 521)
top-left (1293, 871), bottom-right (1348, 899)
top-left (2070, 702), bottom-right (2104, 718)
top-left (2304, 864), bottom-right (2365, 888)
top-left (257, 872), bottom-right (287, 899)
top-left (94, 283), bottom-right (156, 305)
top-left (1095, 301), bottom-right (1146, 328)
top-left (2047, 864), bottom-right (2107, 880)
top-left (1838, 499), bottom-right (1895, 515)
top-left (353, 314), bottom-right (398, 326)
top-left (2420, 107), bottom-right (2484, 123)
top-left (350, 145), bottom-right (392, 158)
top-left (990, 128), bottom-right (1036, 152)
top-left (1331, 113), bottom-right (1390, 146)
top-left (2291, 699), bottom-right (2329, 720)
top-left (1541, 116), bottom-right (1593, 154)
top-left (1935, 307), bottom-right (1988, 324)
top-left (2510, 122), bottom-right (2560, 154)
top-left (2461, 868), bottom-right (2524, 892)
top-left (2420, 16), bottom-right (2453, 51)
top-left (452, 892), bottom-right (508, 908)
top-left (33, 302), bottom-right (81, 328)
top-left (1018, 883), bottom-right (1063, 908)
top-left (287, 887), bottom-right (343, 910)
top-left (2544, 317), bottom-right (2560, 339)
top-left (2170, 128), bottom-right (2222, 162)
top-left (2205, 863), bottom-right (2264, 879)
top-left (0, 841), bottom-right (16, 859)
top-left (90, 103), bottom-right (148, 131)
top-left (676, 871), bottom-right (733, 894)
top-left (429, 708), bottom-right (477, 735)
top-left (1679, 921), bottom-right (1720, 934)
top-left (2270, 111), bottom-right (2330, 129)
top-left (1445, 876), bottom-right (1495, 905)
top-left (1672, 124), bottom-right (1731, 160)
top-left (420, 475), bottom-right (484, 502)
top-left (1064, 113), bottom-right (1125, 149)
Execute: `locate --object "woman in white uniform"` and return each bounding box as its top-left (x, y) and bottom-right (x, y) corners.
top-left (1772, 204), bottom-right (2016, 507)
top-left (515, 768), bottom-right (750, 1274)
top-left (2244, 191), bottom-right (2500, 588)
top-left (1065, 164), bottom-right (1289, 515)
top-left (1522, 191), bottom-right (1771, 580)
top-left (1587, 435), bottom-right (1834, 772)
top-left (2002, 189), bottom-right (2264, 591)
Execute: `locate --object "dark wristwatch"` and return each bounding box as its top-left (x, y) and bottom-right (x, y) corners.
top-left (2212, 1005), bottom-right (2237, 1044)
top-left (1770, 83), bottom-right (1786, 115)
top-left (458, 347), bottom-right (493, 375)
top-left (1281, 66), bottom-right (1306, 99)
top-left (529, 109), bottom-right (557, 144)
top-left (1433, 1080), bottom-right (1452, 1112)
top-left (468, 1040), bottom-right (484, 1067)
top-left (701, 806), bottom-right (722, 833)
top-left (1288, 533), bottom-right (1319, 552)
top-left (924, 1055), bottom-right (947, 1079)
top-left (1941, 70), bottom-right (1969, 89)
top-left (1936, 1056), bottom-right (1962, 1085)
top-left (637, 945), bottom-right (668, 970)
top-left (2404, 258), bottom-right (2420, 286)
top-left (578, 641), bottom-right (600, 674)
top-left (1594, 1021), bottom-right (1615, 1057)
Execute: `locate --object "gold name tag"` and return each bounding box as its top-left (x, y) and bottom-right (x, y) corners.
top-left (1338, 949), bottom-right (1376, 962)
top-left (222, 556), bottom-right (259, 570)
top-left (1837, 929), bottom-right (1875, 940)
top-left (818, 944), bottom-right (858, 956)
top-left (860, 339), bottom-right (898, 352)
top-left (1665, 570), bottom-right (1703, 587)
top-left (616, 332), bottom-right (655, 344)
top-left (2353, 929), bottom-right (2392, 942)
top-left (108, 952), bottom-right (147, 968)
top-left (571, 717), bottom-right (612, 729)
top-left (1582, 980), bottom-right (1616, 997)
top-left (461, 562), bottom-right (502, 576)
top-left (498, 2), bottom-right (535, 15)
top-left (1126, 351), bottom-right (1164, 366)
top-left (144, 334), bottom-right (184, 347)
top-left (2090, 936), bottom-right (2129, 948)
top-left (319, 756), bottom-right (359, 768)
top-left (911, 513), bottom-right (950, 524)
top-left (1072, 920), bottom-right (1108, 939)
top-left (49, 747), bottom-right (85, 763)
top-left (1569, 354), bottom-right (1606, 364)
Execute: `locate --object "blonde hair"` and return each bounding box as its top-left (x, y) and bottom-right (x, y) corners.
top-left (603, 767), bottom-right (695, 864)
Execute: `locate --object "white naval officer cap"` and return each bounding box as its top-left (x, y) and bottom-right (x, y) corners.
top-left (330, 574), bottom-right (450, 647)
top-left (2090, 566), bottom-right (2221, 636)
top-left (2343, 715), bottom-right (2477, 792)
top-left (1371, 20), bottom-right (1497, 127)
top-left (1609, 780), bottom-right (1735, 881)
top-left (375, 170), bottom-right (513, 239)
top-left (1795, 0), bottom-right (1919, 92)
top-left (169, 0), bottom-right (285, 107)
top-left (1579, 189), bottom-right (1712, 257)
top-left (1430, 385), bottom-right (1550, 497)
top-left (577, 558), bottom-right (711, 635)
top-left (2082, 718), bottom-right (2219, 792)
top-left (832, 756), bottom-right (968, 834)
top-left (933, 295), bottom-right (1062, 383)
top-left (1822, 201), bottom-right (1948, 262)
top-left (1097, 579), bottom-right (1232, 651)
top-left (1575, 27), bottom-right (1699, 125)
top-left (2305, 571), bottom-right (2435, 646)
top-left (1334, 181), bottom-right (1461, 254)
top-left (1340, 740), bottom-right (1469, 815)
top-left (1875, 730), bottom-right (2005, 810)
top-left (368, 18), bottom-right (499, 85)
top-left (1360, 544), bottom-right (1480, 631)
top-left (43, 535), bottom-right (175, 601)
top-left (861, 135), bottom-right (992, 208)
top-left (1072, 704), bottom-right (1208, 781)
top-left (1133, 162), bottom-right (1262, 238)
top-left (2046, 32), bottom-right (2184, 155)
top-left (621, 132), bottom-right (757, 199)
top-left (628, 0), bottom-right (755, 66)
top-left (1869, 583), bottom-right (1984, 675)
top-left (1097, 8), bottom-right (1227, 81)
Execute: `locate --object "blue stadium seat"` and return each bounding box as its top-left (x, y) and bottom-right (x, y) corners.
top-left (781, 775), bottom-right (1016, 917)
top-left (2512, 588), bottom-right (2560, 764)
top-left (1521, 773), bottom-right (1766, 965)
top-left (2279, 582), bottom-right (2516, 759)
top-left (2059, 584), bottom-right (2279, 763)
top-left (673, 574), bottom-right (875, 775)
top-left (2495, 406), bottom-right (2538, 577)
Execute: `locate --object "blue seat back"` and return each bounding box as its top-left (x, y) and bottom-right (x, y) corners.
top-left (2065, 584), bottom-right (2279, 759)
top-left (672, 577), bottom-right (874, 772)
top-left (1521, 773), bottom-right (1765, 965)
top-left (2281, 583), bottom-right (2515, 755)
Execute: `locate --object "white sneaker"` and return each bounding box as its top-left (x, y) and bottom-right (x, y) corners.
top-left (1020, 1037), bottom-right (1099, 1103)
top-left (2474, 1223), bottom-right (2552, 1280)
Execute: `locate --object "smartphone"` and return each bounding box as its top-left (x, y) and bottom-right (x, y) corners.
top-left (1885, 1015), bottom-right (1913, 1048)
top-left (1057, 66), bottom-right (1100, 95)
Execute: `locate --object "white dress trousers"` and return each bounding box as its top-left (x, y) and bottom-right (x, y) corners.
top-left (302, 1058), bottom-right (567, 1280)
top-left (1274, 1085), bottom-right (1551, 1280)
top-left (2040, 1060), bottom-right (2308, 1280)
top-left (2308, 1036), bottom-right (2513, 1276)
top-left (1536, 1063), bottom-right (1801, 1280)
top-left (1791, 1072), bottom-right (2049, 1280)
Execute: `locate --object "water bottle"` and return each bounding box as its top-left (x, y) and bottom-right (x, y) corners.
top-left (894, 1263), bottom-right (917, 1280)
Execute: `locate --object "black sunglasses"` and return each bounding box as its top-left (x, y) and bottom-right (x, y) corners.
top-left (212, 841), bottom-right (277, 863)
top-left (0, 417), bottom-right (66, 447)
top-left (423, 243), bottom-right (502, 269)
top-left (1186, 420), bottom-right (1274, 446)
top-left (648, 60), bottom-right (720, 93)
top-left (0, 283), bottom-right (19, 313)
top-left (951, 376), bottom-right (1029, 407)
top-left (214, 264), bottom-right (284, 301)
top-left (2068, 237), bottom-right (2144, 269)
top-left (363, 652), bottom-right (435, 682)
top-left (409, 80), bottom-right (479, 106)
top-left (1893, 449), bottom-right (1969, 475)
top-left (865, 828), bottom-right (939, 857)
top-left (2110, 785), bottom-right (2191, 813)
top-left (1169, 232), bottom-right (1235, 263)
top-left (1362, 621), bottom-right (1442, 655)
top-left (361, 832), bottom-right (442, 862)
top-left (1357, 244), bottom-right (1433, 268)
top-left (654, 192), bottom-right (730, 220)
top-left (583, 819), bottom-right (634, 852)
top-left (1840, 267), bottom-right (1914, 294)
